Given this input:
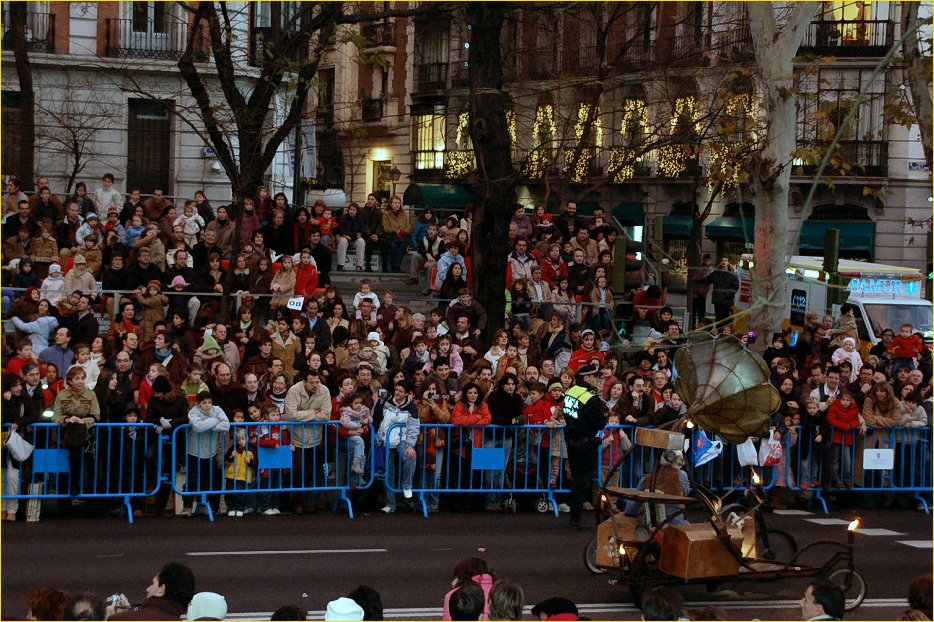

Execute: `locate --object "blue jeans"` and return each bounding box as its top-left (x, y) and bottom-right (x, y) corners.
top-left (386, 235), bottom-right (409, 271)
top-left (419, 446), bottom-right (444, 511)
top-left (225, 478), bottom-right (248, 511)
top-left (348, 435), bottom-right (366, 486)
top-left (384, 443), bottom-right (416, 510)
top-left (259, 471), bottom-right (283, 511)
top-left (483, 435), bottom-right (513, 508)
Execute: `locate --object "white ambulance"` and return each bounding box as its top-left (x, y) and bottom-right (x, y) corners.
top-left (735, 255), bottom-right (933, 352)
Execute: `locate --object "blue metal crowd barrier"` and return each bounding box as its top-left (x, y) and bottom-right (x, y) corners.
top-left (1, 422), bottom-right (161, 524)
top-left (784, 426), bottom-right (931, 514)
top-left (383, 423), bottom-right (570, 518)
top-left (169, 421), bottom-right (373, 521)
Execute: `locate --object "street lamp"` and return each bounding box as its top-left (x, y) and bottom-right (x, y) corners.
top-left (389, 165), bottom-right (402, 197)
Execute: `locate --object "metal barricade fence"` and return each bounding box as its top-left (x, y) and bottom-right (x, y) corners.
top-left (1, 422), bottom-right (160, 523)
top-left (382, 423), bottom-right (570, 518)
top-left (170, 421), bottom-right (373, 521)
top-left (785, 426), bottom-right (931, 514)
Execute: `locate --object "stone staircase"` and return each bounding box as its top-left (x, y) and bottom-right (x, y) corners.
top-left (327, 250), bottom-right (438, 313)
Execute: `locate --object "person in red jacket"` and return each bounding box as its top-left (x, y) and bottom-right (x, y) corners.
top-left (887, 322), bottom-right (924, 375)
top-left (294, 246), bottom-right (320, 298)
top-left (825, 390), bottom-right (864, 489)
top-left (257, 406), bottom-right (291, 515)
top-left (567, 329), bottom-right (606, 373)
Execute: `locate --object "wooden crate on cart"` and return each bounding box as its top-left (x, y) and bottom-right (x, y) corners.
top-left (658, 523), bottom-right (745, 580)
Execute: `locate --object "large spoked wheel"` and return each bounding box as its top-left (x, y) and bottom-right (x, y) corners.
top-left (584, 537), bottom-right (608, 575)
top-left (759, 528), bottom-right (797, 562)
top-left (827, 568), bottom-right (867, 611)
top-left (628, 542), bottom-right (662, 607)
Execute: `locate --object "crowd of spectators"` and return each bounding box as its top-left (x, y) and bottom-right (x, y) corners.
top-left (1, 175), bottom-right (932, 523)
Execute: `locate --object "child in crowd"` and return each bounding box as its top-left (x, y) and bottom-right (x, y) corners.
top-left (888, 323), bottom-right (924, 374)
top-left (122, 406), bottom-right (148, 516)
top-left (353, 279), bottom-right (380, 311)
top-left (825, 390), bottom-right (862, 489)
top-left (340, 393), bottom-right (372, 485)
top-left (125, 214), bottom-right (146, 249)
top-left (224, 429), bottom-right (254, 517)
top-left (317, 207), bottom-right (338, 250)
top-left (181, 364), bottom-right (209, 407)
top-left (258, 406), bottom-right (290, 515)
top-left (831, 337), bottom-right (862, 383)
top-left (600, 412), bottom-right (632, 483)
top-left (174, 200), bottom-right (205, 248)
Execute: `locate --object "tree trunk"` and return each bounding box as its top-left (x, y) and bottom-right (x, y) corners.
top-left (746, 3), bottom-right (819, 353)
top-left (9, 3), bottom-right (36, 190)
top-left (901, 2), bottom-right (933, 169)
top-left (467, 3), bottom-right (515, 342)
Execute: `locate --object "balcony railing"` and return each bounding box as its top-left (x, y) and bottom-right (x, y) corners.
top-left (1, 10), bottom-right (55, 53)
top-left (571, 45), bottom-right (600, 74)
top-left (615, 43), bottom-right (655, 70)
top-left (413, 149), bottom-right (446, 171)
top-left (250, 27), bottom-right (309, 67)
top-left (362, 98), bottom-right (385, 123)
top-left (798, 140), bottom-right (888, 177)
top-left (670, 34), bottom-right (707, 66)
top-left (522, 47), bottom-right (558, 80)
top-left (451, 60), bottom-right (469, 87)
top-left (714, 28), bottom-right (753, 60)
top-left (105, 17), bottom-right (206, 61)
top-left (415, 62), bottom-right (448, 91)
top-left (801, 20), bottom-right (894, 55)
top-left (361, 22), bottom-right (394, 48)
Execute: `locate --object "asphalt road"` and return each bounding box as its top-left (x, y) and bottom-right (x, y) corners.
top-left (1, 502), bottom-right (930, 620)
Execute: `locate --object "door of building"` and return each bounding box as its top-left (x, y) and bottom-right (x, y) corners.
top-left (127, 98), bottom-right (172, 194)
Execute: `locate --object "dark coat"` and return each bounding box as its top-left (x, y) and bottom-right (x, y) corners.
top-left (109, 596), bottom-right (185, 621)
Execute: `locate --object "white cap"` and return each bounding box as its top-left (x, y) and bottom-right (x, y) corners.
top-left (187, 592), bottom-right (227, 620)
top-left (324, 597), bottom-right (364, 621)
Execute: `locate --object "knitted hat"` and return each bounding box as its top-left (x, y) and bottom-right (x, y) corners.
top-left (843, 337), bottom-right (857, 348)
top-left (171, 275), bottom-right (189, 287)
top-left (19, 256), bottom-right (32, 266)
top-left (48, 263), bottom-right (62, 275)
top-left (107, 205), bottom-right (119, 215)
top-left (85, 212), bottom-right (99, 221)
top-left (73, 254), bottom-right (88, 264)
top-left (147, 279), bottom-right (162, 291)
top-left (548, 381), bottom-right (564, 392)
top-left (199, 335), bottom-right (221, 352)
top-left (324, 597), bottom-right (364, 621)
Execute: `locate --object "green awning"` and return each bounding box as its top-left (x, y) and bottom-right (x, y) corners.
top-left (706, 216), bottom-right (755, 240)
top-left (575, 201), bottom-right (600, 216)
top-left (662, 215), bottom-right (694, 238)
top-left (613, 202), bottom-right (645, 226)
top-left (403, 183), bottom-right (475, 209)
top-left (800, 221), bottom-right (876, 254)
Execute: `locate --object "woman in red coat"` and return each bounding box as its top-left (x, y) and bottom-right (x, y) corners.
top-left (450, 382), bottom-right (491, 509)
top-left (825, 390), bottom-right (863, 488)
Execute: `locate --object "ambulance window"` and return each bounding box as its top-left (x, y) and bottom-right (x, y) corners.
top-left (852, 310), bottom-right (872, 342)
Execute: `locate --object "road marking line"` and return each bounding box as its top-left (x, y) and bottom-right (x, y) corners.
top-left (772, 509), bottom-right (812, 516)
top-left (855, 528), bottom-right (905, 537)
top-left (897, 540), bottom-right (933, 548)
top-left (804, 518), bottom-right (850, 525)
top-left (186, 548), bottom-right (388, 556)
top-left (224, 599), bottom-right (910, 619)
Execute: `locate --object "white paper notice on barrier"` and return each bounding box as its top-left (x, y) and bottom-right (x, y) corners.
top-left (863, 448), bottom-right (894, 470)
top-left (286, 296), bottom-right (305, 311)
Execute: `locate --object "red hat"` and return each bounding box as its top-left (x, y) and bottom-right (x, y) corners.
top-left (147, 279), bottom-right (162, 291)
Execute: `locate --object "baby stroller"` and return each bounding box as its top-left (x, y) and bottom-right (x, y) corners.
top-left (503, 426), bottom-right (552, 514)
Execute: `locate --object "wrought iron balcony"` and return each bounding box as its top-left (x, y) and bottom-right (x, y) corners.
top-left (361, 22), bottom-right (395, 48)
top-left (522, 47), bottom-right (558, 80)
top-left (362, 98), bottom-right (385, 123)
top-left (1, 10), bottom-right (55, 53)
top-left (571, 45), bottom-right (600, 74)
top-left (615, 43), bottom-right (655, 70)
top-left (415, 62), bottom-right (448, 91)
top-left (714, 28), bottom-right (753, 61)
top-left (105, 17), bottom-right (207, 61)
top-left (670, 34), bottom-right (707, 67)
top-left (797, 140), bottom-right (888, 177)
top-left (450, 60), bottom-right (469, 87)
top-left (801, 20), bottom-right (894, 56)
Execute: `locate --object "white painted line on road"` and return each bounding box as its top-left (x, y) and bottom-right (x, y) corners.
top-left (223, 599), bottom-right (910, 619)
top-left (855, 528), bottom-right (905, 537)
top-left (772, 509), bottom-right (812, 516)
top-left (95, 554), bottom-right (125, 558)
top-left (186, 548), bottom-right (388, 556)
top-left (897, 540), bottom-right (934, 548)
top-left (804, 518), bottom-right (850, 525)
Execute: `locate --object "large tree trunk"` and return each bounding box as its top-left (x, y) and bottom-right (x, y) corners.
top-left (901, 2), bottom-right (933, 169)
top-left (746, 3), bottom-right (819, 353)
top-left (467, 3), bottom-right (515, 342)
top-left (9, 3), bottom-right (36, 190)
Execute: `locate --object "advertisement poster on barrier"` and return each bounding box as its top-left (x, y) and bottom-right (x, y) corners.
top-left (863, 448), bottom-right (894, 470)
top-left (287, 296), bottom-right (305, 311)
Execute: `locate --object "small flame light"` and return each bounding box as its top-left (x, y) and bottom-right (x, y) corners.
top-left (751, 471), bottom-right (761, 486)
top-left (685, 419), bottom-right (695, 429)
top-left (600, 494), bottom-right (608, 504)
top-left (848, 517), bottom-right (861, 532)
top-left (618, 544), bottom-right (627, 557)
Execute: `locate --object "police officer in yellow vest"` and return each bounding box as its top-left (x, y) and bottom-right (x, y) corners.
top-left (563, 362), bottom-right (608, 529)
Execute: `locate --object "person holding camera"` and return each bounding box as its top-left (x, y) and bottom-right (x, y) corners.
top-left (108, 561), bottom-right (196, 620)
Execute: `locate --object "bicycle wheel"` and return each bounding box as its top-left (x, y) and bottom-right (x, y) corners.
top-left (719, 503), bottom-right (751, 526)
top-left (759, 528), bottom-right (797, 562)
top-left (584, 537), bottom-right (608, 575)
top-left (827, 568), bottom-right (867, 610)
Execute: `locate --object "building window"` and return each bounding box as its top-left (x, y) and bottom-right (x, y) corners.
top-left (414, 20), bottom-right (449, 90)
top-left (524, 102), bottom-right (557, 179)
top-left (412, 104), bottom-right (446, 170)
top-left (609, 97), bottom-right (648, 182)
top-left (316, 68), bottom-right (335, 127)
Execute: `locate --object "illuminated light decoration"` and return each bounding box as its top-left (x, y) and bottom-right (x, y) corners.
top-left (609, 99), bottom-right (648, 183)
top-left (847, 277), bottom-right (919, 297)
top-left (506, 109), bottom-right (517, 146)
top-left (706, 93), bottom-right (760, 190)
top-left (526, 104), bottom-right (556, 179)
top-left (446, 111), bottom-right (475, 178)
top-left (568, 102), bottom-right (603, 183)
top-left (658, 96), bottom-right (700, 178)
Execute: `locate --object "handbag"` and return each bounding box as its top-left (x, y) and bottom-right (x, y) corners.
top-left (5, 429), bottom-right (34, 462)
top-left (760, 438), bottom-right (783, 467)
top-left (61, 423), bottom-right (89, 449)
top-left (736, 437), bottom-right (759, 467)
